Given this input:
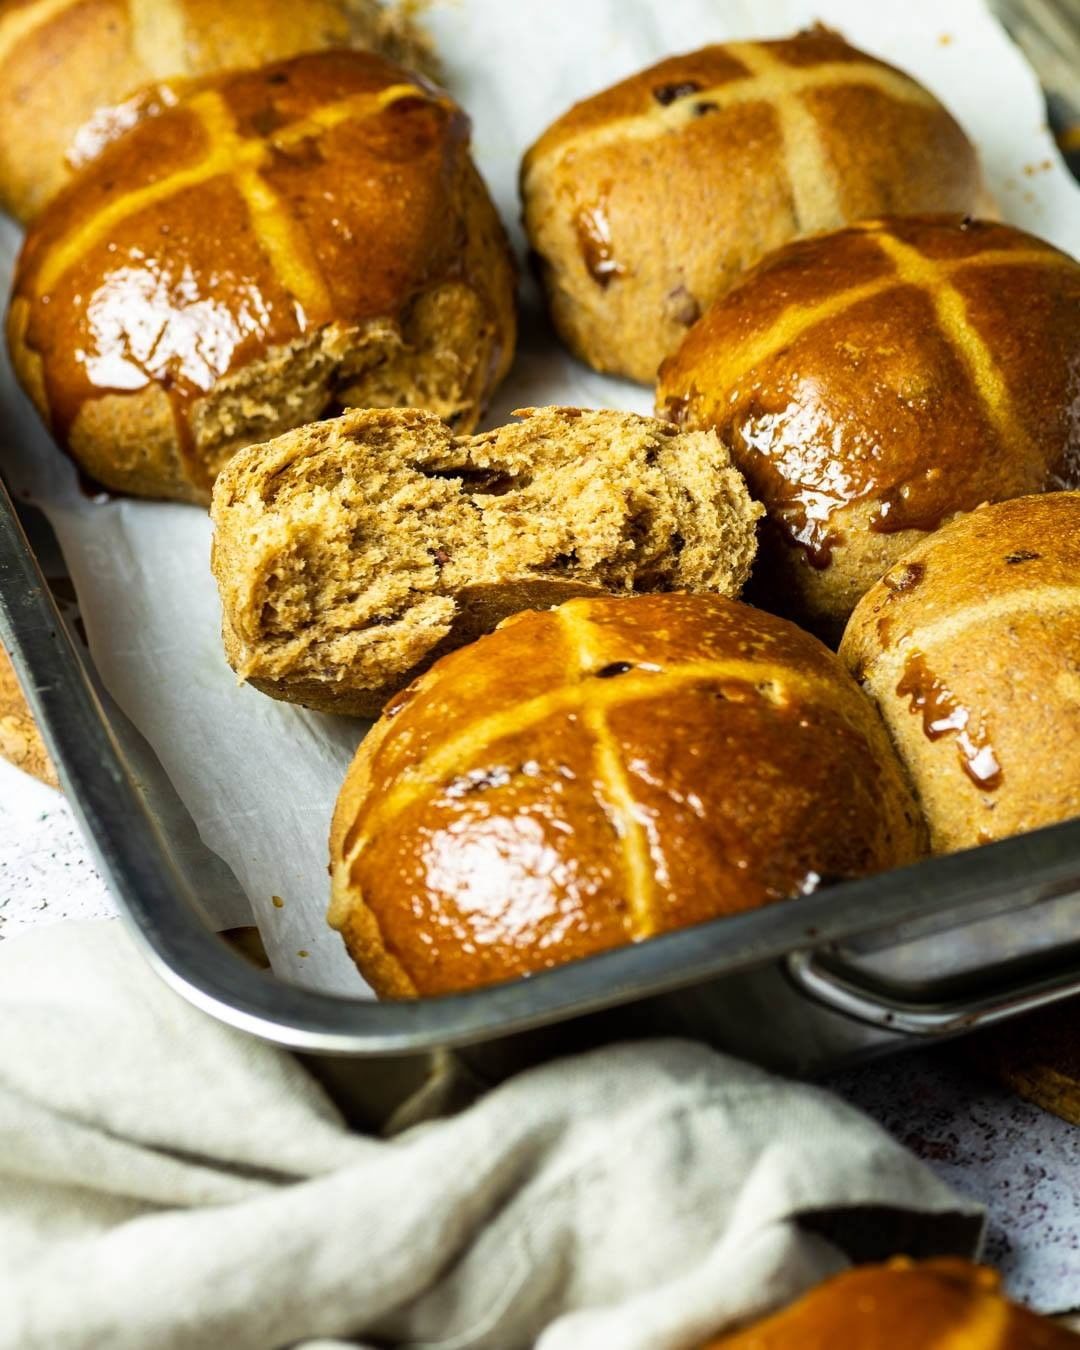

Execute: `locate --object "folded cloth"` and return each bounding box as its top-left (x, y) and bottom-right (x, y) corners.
top-left (0, 921), bottom-right (983, 1350)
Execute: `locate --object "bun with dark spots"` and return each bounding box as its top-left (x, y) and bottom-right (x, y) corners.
top-left (840, 493), bottom-right (1080, 854)
top-left (522, 29), bottom-right (979, 383)
top-left (658, 216), bottom-right (1080, 637)
top-left (8, 50), bottom-right (516, 502)
top-left (329, 592), bottom-right (925, 996)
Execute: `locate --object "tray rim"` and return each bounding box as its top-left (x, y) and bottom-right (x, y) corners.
top-left (3, 475), bottom-right (1080, 1057)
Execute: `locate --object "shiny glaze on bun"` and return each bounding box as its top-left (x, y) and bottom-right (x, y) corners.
top-left (0, 0), bottom-right (433, 221)
top-left (658, 216), bottom-right (1080, 635)
top-left (329, 593), bottom-right (925, 996)
top-left (841, 493), bottom-right (1080, 853)
top-left (703, 1258), bottom-right (1080, 1348)
top-left (8, 50), bottom-right (516, 501)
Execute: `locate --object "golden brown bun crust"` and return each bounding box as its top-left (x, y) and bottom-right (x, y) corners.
top-left (8, 49), bottom-right (516, 502)
top-left (329, 592), bottom-right (925, 997)
top-left (0, 0), bottom-right (436, 222)
top-left (703, 1257), bottom-right (1080, 1348)
top-left (522, 29), bottom-right (979, 384)
top-left (840, 493), bottom-right (1080, 854)
top-left (658, 216), bottom-right (1080, 637)
top-left (211, 405), bottom-right (763, 717)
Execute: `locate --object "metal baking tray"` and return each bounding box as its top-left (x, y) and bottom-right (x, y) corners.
top-left (5, 0), bottom-right (1079, 1085)
top-left (3, 473), bottom-right (1079, 1084)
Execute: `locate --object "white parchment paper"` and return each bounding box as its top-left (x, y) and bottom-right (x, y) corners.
top-left (1, 0), bottom-right (1078, 993)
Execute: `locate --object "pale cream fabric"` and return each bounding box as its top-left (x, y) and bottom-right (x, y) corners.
top-left (0, 921), bottom-right (983, 1349)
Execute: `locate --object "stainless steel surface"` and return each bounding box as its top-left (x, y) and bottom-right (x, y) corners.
top-left (787, 948), bottom-right (1080, 1036)
top-left (992, 0), bottom-right (1080, 110)
top-left (3, 465), bottom-right (1079, 1074)
top-left (994, 0), bottom-right (1080, 173)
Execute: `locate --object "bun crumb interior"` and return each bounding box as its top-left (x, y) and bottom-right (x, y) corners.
top-left (210, 405), bottom-right (763, 716)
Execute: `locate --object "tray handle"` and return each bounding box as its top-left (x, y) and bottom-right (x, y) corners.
top-left (785, 948), bottom-right (1080, 1037)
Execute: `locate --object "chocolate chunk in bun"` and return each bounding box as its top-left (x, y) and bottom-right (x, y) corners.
top-left (7, 50), bottom-right (516, 503)
top-left (658, 216), bottom-right (1080, 637)
top-left (0, 0), bottom-right (434, 222)
top-left (329, 593), bottom-right (925, 996)
top-left (522, 28), bottom-right (980, 383)
top-left (841, 493), bottom-right (1080, 854)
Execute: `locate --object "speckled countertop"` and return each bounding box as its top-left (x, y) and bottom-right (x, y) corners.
top-left (831, 1048), bottom-right (1079, 1311)
top-left (1, 752), bottom-right (1077, 1315)
top-left (0, 757), bottom-right (112, 939)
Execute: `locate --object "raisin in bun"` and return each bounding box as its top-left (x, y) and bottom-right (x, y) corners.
top-left (703, 1258), bottom-right (1080, 1348)
top-left (521, 28), bottom-right (979, 384)
top-left (211, 406), bottom-right (762, 717)
top-left (840, 494), bottom-right (1080, 855)
top-left (0, 0), bottom-right (433, 222)
top-left (7, 50), bottom-right (516, 503)
top-left (329, 593), bottom-right (925, 996)
top-left (658, 216), bottom-right (1080, 638)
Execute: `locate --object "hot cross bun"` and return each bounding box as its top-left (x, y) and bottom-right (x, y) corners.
top-left (657, 216), bottom-right (1080, 636)
top-left (841, 493), bottom-right (1080, 854)
top-left (329, 592), bottom-right (925, 996)
top-left (7, 49), bottom-right (516, 502)
top-left (0, 0), bottom-right (433, 222)
top-left (521, 28), bottom-right (979, 383)
top-left (703, 1258), bottom-right (1080, 1348)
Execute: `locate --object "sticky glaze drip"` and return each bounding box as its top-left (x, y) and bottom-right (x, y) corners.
top-left (729, 463), bottom-right (971, 566)
top-left (870, 482), bottom-right (953, 536)
top-left (686, 397), bottom-right (956, 567)
top-left (658, 393), bottom-right (690, 426)
top-left (575, 202), bottom-right (624, 287)
top-left (727, 402), bottom-right (863, 569)
top-left (753, 485), bottom-right (845, 571)
top-left (896, 651), bottom-right (1003, 790)
top-left (25, 228), bottom-right (301, 489)
top-left (882, 561), bottom-right (926, 594)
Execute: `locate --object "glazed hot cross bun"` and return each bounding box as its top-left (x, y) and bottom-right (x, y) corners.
top-left (329, 593), bottom-right (925, 996)
top-left (703, 1259), bottom-right (1080, 1348)
top-left (658, 216), bottom-right (1080, 636)
top-left (8, 50), bottom-right (516, 502)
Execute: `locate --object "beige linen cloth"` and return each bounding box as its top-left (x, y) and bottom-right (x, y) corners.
top-left (0, 920), bottom-right (983, 1350)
